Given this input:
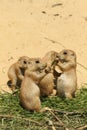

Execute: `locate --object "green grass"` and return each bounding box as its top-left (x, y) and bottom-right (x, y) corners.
top-left (0, 88), bottom-right (87, 130)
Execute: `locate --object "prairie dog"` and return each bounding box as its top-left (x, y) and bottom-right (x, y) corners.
top-left (20, 58), bottom-right (48, 112)
top-left (57, 49), bottom-right (77, 99)
top-left (39, 51), bottom-right (59, 96)
top-left (8, 56), bottom-right (30, 90)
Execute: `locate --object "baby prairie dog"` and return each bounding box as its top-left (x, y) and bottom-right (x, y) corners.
top-left (57, 49), bottom-right (77, 99)
top-left (20, 58), bottom-right (49, 112)
top-left (8, 56), bottom-right (30, 90)
top-left (39, 51), bottom-right (59, 96)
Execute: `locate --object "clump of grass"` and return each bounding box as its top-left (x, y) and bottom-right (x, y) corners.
top-left (0, 87), bottom-right (87, 130)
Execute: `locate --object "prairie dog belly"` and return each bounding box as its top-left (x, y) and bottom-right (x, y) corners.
top-left (57, 73), bottom-right (76, 96)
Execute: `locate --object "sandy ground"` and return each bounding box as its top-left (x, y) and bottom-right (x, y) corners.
top-left (0, 0), bottom-right (87, 93)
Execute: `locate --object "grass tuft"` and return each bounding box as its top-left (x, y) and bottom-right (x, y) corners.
top-left (0, 87), bottom-right (87, 130)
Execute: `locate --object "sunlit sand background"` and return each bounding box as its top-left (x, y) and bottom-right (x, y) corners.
top-left (0, 0), bottom-right (87, 92)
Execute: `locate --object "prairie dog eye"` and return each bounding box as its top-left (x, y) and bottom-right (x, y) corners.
top-left (35, 60), bottom-right (40, 64)
top-left (71, 53), bottom-right (74, 56)
top-left (28, 61), bottom-right (31, 64)
top-left (63, 51), bottom-right (67, 55)
top-left (24, 61), bottom-right (27, 64)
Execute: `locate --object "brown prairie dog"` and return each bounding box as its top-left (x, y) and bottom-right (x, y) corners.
top-left (57, 49), bottom-right (77, 99)
top-left (8, 56), bottom-right (30, 91)
top-left (39, 51), bottom-right (59, 96)
top-left (20, 58), bottom-right (48, 112)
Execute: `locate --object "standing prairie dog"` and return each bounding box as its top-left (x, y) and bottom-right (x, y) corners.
top-left (39, 51), bottom-right (59, 96)
top-left (57, 49), bottom-right (77, 99)
top-left (20, 58), bottom-right (49, 112)
top-left (8, 56), bottom-right (30, 91)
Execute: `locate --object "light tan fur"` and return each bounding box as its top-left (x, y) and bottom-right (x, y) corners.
top-left (39, 51), bottom-right (59, 96)
top-left (20, 58), bottom-right (48, 112)
top-left (57, 49), bottom-right (77, 99)
top-left (8, 56), bottom-right (30, 90)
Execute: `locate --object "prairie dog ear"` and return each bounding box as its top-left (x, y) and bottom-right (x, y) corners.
top-left (18, 57), bottom-right (21, 61)
top-left (18, 56), bottom-right (24, 61)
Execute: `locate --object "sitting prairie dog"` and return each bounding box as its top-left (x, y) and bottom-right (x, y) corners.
top-left (20, 58), bottom-right (49, 112)
top-left (57, 49), bottom-right (77, 99)
top-left (8, 56), bottom-right (30, 91)
top-left (39, 51), bottom-right (59, 96)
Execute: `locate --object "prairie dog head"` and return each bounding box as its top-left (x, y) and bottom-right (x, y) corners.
top-left (27, 58), bottom-right (47, 71)
top-left (42, 51), bottom-right (59, 67)
top-left (58, 49), bottom-right (76, 66)
top-left (18, 56), bottom-right (30, 69)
